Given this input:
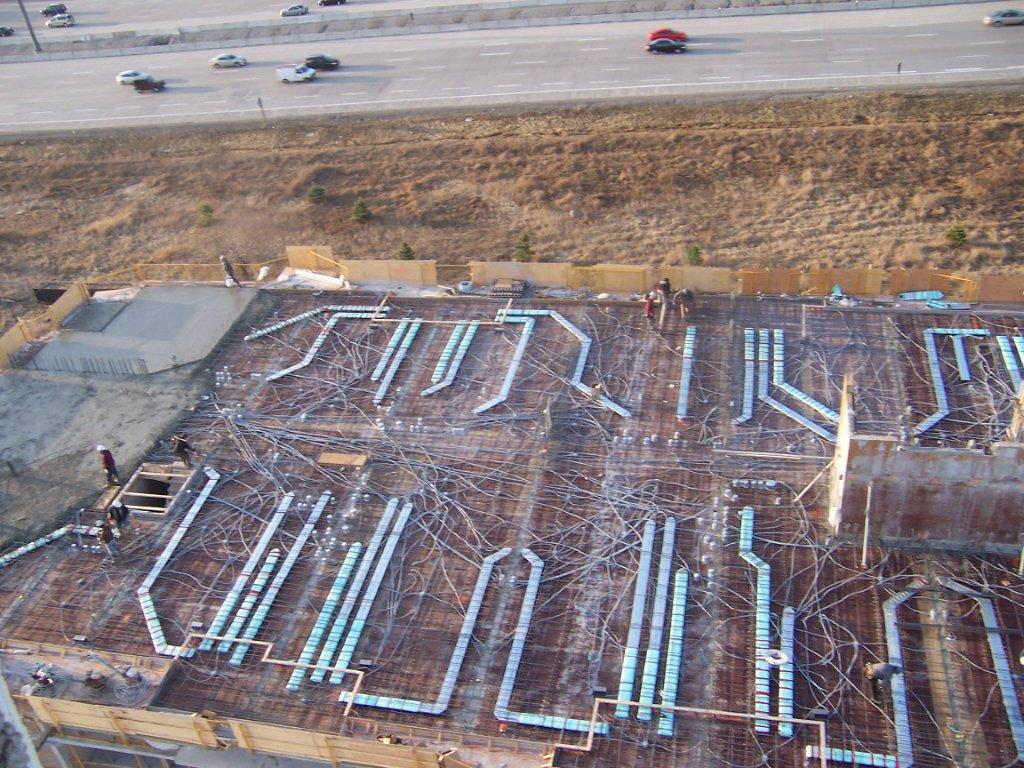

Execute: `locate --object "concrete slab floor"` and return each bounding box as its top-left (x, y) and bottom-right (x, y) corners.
top-left (31, 286), bottom-right (255, 374)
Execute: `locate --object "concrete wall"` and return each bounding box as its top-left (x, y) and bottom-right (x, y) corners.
top-left (830, 433), bottom-right (1024, 551)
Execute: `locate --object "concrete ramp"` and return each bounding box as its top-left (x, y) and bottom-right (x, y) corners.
top-left (30, 286), bottom-right (255, 374)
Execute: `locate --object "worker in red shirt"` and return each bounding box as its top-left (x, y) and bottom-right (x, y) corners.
top-left (643, 293), bottom-right (656, 328)
top-left (96, 445), bottom-right (121, 486)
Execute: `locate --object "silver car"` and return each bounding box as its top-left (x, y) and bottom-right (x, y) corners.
top-left (210, 53), bottom-right (249, 68)
top-left (280, 4), bottom-right (309, 16)
top-left (44, 12), bottom-right (74, 27)
top-left (984, 9), bottom-right (1024, 25)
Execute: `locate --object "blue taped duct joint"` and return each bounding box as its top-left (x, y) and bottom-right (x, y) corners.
top-left (474, 318), bottom-right (535, 414)
top-left (246, 305), bottom-right (389, 341)
top-left (882, 580), bottom-right (923, 768)
top-left (676, 327), bottom-right (697, 419)
top-left (312, 498), bottom-right (400, 683)
top-left (137, 468), bottom-right (220, 657)
top-left (0, 525), bottom-right (74, 569)
top-left (777, 606), bottom-right (796, 737)
top-left (218, 549), bottom-right (280, 654)
top-left (371, 319), bottom-right (411, 382)
top-left (772, 329), bottom-right (840, 423)
top-left (201, 492), bottom-right (293, 651)
top-left (286, 543), bottom-right (363, 691)
top-left (230, 491), bottom-right (331, 666)
top-left (615, 519), bottom-right (657, 718)
top-left (804, 746), bottom-right (898, 767)
top-left (657, 569), bottom-right (689, 737)
top-left (374, 320), bottom-right (422, 405)
top-left (432, 323), bottom-right (467, 383)
top-left (422, 321), bottom-right (480, 396)
top-left (940, 578), bottom-right (1024, 762)
top-left (898, 290), bottom-right (944, 301)
top-left (997, 336), bottom-right (1023, 394)
top-left (639, 518), bottom-right (676, 721)
top-left (734, 329), bottom-right (756, 424)
top-left (739, 506), bottom-right (771, 733)
top-left (338, 548), bottom-right (512, 714)
top-left (331, 500), bottom-right (414, 678)
top-left (913, 330), bottom-right (949, 436)
top-left (266, 314), bottom-right (342, 381)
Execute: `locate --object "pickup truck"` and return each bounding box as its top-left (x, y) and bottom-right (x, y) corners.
top-left (276, 65), bottom-right (316, 83)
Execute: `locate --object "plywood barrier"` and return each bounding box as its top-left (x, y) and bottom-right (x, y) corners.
top-left (468, 261), bottom-right (574, 288)
top-left (47, 280), bottom-right (91, 327)
top-left (341, 259), bottom-right (438, 286)
top-left (738, 269), bottom-right (801, 296)
top-left (806, 269), bottom-right (884, 296)
top-left (888, 268), bottom-right (975, 299)
top-left (975, 274), bottom-right (1024, 303)
top-left (23, 696), bottom-right (449, 768)
top-left (572, 264), bottom-right (653, 294)
top-left (674, 266), bottom-right (734, 293)
top-left (0, 323), bottom-right (31, 369)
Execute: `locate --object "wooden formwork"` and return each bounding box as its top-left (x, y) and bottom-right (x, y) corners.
top-left (737, 268), bottom-right (801, 295)
top-left (806, 268), bottom-right (884, 296)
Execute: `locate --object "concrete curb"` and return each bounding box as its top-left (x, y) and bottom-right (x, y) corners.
top-left (0, 0), bottom-right (994, 62)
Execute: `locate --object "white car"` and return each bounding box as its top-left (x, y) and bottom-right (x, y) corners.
top-left (45, 13), bottom-right (74, 27)
top-left (116, 70), bottom-right (152, 85)
top-left (210, 53), bottom-right (249, 68)
top-left (984, 8), bottom-right (1024, 24)
top-left (277, 65), bottom-right (316, 83)
top-left (280, 4), bottom-right (309, 16)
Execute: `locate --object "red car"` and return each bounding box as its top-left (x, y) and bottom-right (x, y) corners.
top-left (647, 27), bottom-right (688, 42)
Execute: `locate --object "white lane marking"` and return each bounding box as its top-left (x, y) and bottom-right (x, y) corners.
top-left (956, 54), bottom-right (989, 59)
top-left (791, 38), bottom-right (824, 42)
top-left (736, 51), bottom-right (765, 56)
top-left (503, 72), bottom-right (528, 76)
top-left (541, 81), bottom-right (571, 85)
top-left (905, 33), bottom-right (938, 37)
top-left (73, 108), bottom-right (100, 112)
top-left (581, 47), bottom-right (609, 51)
top-left (389, 57), bottom-right (413, 62)
top-left (943, 67), bottom-right (985, 72)
top-left (391, 89), bottom-right (419, 93)
top-left (780, 27), bottom-right (811, 32)
top-left (514, 60), bottom-right (548, 64)
top-left (493, 84), bottom-right (523, 88)
top-left (335, 92), bottom-right (367, 95)
top-left (832, 59), bottom-right (863, 63)
top-left (441, 86), bottom-right (470, 90)
top-left (683, 42), bottom-right (712, 46)
top-left (580, 36), bottom-right (606, 41)
top-left (480, 52), bottom-right (510, 56)
top-left (887, 23), bottom-right (918, 27)
top-left (291, 95), bottom-right (321, 99)
top-left (968, 40), bottom-right (1002, 45)
top-left (395, 77), bottom-right (427, 81)
top-left (29, 111), bottom-right (55, 115)
top-left (113, 105), bottom-right (140, 110)
top-left (641, 77), bottom-right (673, 82)
top-left (235, 77), bottom-right (261, 81)
top-left (0, 75), bottom-right (19, 79)
top-left (10, 66), bottom-right (1024, 130)
top-left (700, 76), bottom-right (732, 80)
top-left (159, 102), bottom-right (188, 107)
top-left (201, 100), bottom-right (228, 104)
top-left (842, 47), bottom-right (878, 52)
top-left (70, 70), bottom-right (95, 75)
top-left (602, 67), bottom-right (629, 71)
top-left (420, 66), bottom-right (445, 70)
top-left (482, 42), bottom-right (508, 46)
top-left (589, 80), bottom-right (619, 84)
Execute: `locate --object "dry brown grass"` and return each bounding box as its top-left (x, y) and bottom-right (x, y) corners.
top-left (0, 89), bottom-right (1022, 292)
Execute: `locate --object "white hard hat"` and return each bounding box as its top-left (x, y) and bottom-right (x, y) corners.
top-left (96, 445), bottom-right (106, 452)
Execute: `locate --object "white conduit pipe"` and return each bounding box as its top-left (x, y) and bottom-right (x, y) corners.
top-left (638, 517), bottom-right (676, 721)
top-left (615, 519), bottom-right (657, 719)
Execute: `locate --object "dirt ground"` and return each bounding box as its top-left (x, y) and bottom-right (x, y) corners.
top-left (0, 367), bottom-right (205, 542)
top-left (0, 87), bottom-right (1022, 320)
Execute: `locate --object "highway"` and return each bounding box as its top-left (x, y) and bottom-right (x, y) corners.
top-left (0, 2), bottom-right (1021, 133)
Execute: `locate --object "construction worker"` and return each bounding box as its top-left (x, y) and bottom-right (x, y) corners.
top-left (97, 522), bottom-right (119, 559)
top-left (656, 277), bottom-right (673, 330)
top-left (677, 287), bottom-right (695, 319)
top-left (107, 500), bottom-right (129, 535)
top-left (96, 445), bottom-right (121, 486)
top-left (219, 255), bottom-right (240, 287)
top-left (171, 435), bottom-right (193, 468)
top-left (643, 293), bottom-right (656, 328)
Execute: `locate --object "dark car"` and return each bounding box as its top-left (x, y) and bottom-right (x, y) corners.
top-left (318, 0), bottom-right (347, 5)
top-left (41, 3), bottom-right (67, 15)
top-left (134, 77), bottom-right (166, 92)
top-left (305, 54), bottom-right (340, 70)
top-left (646, 38), bottom-right (687, 54)
top-left (0, 26), bottom-right (14, 37)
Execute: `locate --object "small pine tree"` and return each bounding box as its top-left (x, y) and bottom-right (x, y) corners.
top-left (945, 224), bottom-right (967, 249)
top-left (397, 241), bottom-right (415, 261)
top-left (686, 245), bottom-right (704, 266)
top-left (351, 197), bottom-right (372, 224)
top-left (198, 203), bottom-right (214, 226)
top-left (514, 232), bottom-right (534, 263)
top-left (307, 186), bottom-right (325, 205)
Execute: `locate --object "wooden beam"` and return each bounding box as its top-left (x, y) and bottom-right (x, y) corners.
top-left (317, 452), bottom-right (368, 467)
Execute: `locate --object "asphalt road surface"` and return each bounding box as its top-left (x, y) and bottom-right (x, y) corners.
top-left (0, 2), bottom-right (1021, 133)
